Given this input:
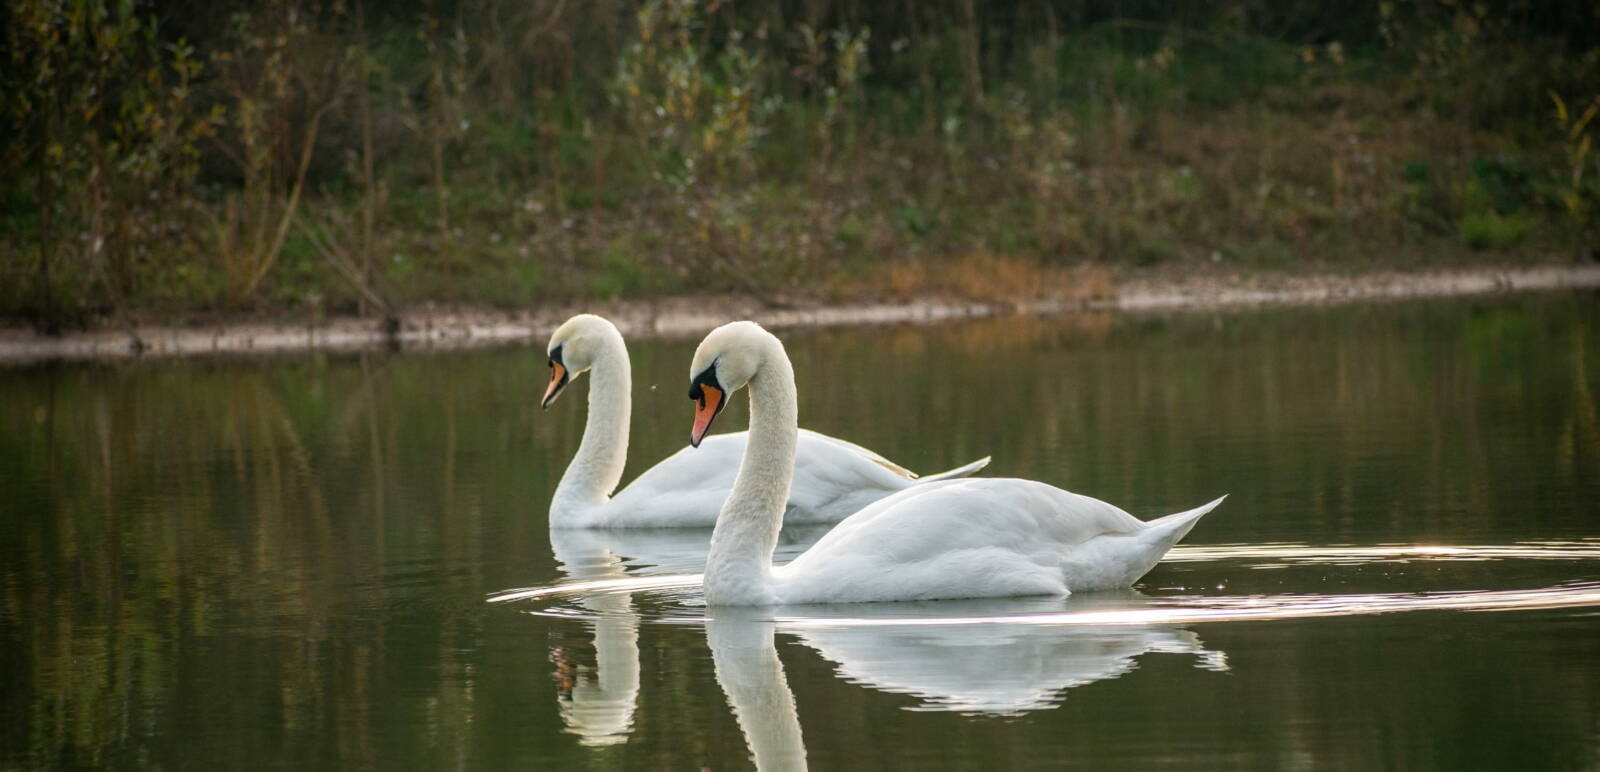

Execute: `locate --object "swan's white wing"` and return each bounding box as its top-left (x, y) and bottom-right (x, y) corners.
top-left (798, 478), bottom-right (1143, 560)
top-left (775, 478), bottom-right (1150, 603)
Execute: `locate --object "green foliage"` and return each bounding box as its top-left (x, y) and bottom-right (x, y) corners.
top-left (1379, 0), bottom-right (1600, 130)
top-left (175, 0), bottom-right (369, 308)
top-left (2, 0), bottom-right (219, 328)
top-left (4, 0), bottom-right (1598, 324)
top-left (895, 204), bottom-right (937, 237)
top-left (1459, 210), bottom-right (1539, 250)
top-left (1470, 156), bottom-right (1534, 214)
top-left (588, 250), bottom-right (644, 299)
top-left (607, 0), bottom-right (774, 189)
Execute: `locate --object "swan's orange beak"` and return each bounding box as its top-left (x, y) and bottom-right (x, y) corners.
top-left (690, 384), bottom-right (723, 448)
top-left (541, 362), bottom-right (569, 409)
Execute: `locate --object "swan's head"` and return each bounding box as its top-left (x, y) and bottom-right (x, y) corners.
top-left (687, 321), bottom-right (773, 447)
top-left (542, 314), bottom-right (621, 408)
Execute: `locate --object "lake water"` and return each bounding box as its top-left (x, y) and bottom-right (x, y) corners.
top-left (3, 292), bottom-right (1598, 769)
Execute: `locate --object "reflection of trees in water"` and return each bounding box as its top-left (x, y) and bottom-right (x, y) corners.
top-left (0, 353), bottom-right (564, 767)
top-left (0, 364), bottom-right (365, 765)
top-left (1557, 325), bottom-right (1600, 482)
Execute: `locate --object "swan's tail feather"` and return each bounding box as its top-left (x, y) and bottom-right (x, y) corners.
top-left (914, 456), bottom-right (993, 484)
top-left (1058, 495), bottom-right (1226, 591)
top-left (1142, 494), bottom-right (1227, 548)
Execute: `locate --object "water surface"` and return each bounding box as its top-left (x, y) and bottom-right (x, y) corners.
top-left (3, 293), bottom-right (1598, 768)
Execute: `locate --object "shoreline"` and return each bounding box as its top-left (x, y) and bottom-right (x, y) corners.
top-left (3, 263), bottom-right (1596, 364)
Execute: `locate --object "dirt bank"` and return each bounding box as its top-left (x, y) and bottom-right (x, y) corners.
top-left (2, 263), bottom-right (1596, 364)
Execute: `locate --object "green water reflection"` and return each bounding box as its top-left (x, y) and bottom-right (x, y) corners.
top-left (2, 293), bottom-right (1598, 768)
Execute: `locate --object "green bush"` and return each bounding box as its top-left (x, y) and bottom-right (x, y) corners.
top-left (1459, 210), bottom-right (1539, 250)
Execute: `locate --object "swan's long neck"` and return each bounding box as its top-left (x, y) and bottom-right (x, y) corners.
top-left (550, 337), bottom-right (631, 525)
top-left (704, 338), bottom-right (797, 605)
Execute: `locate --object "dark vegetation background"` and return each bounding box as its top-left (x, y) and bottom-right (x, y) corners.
top-left (4, 0), bottom-right (1598, 329)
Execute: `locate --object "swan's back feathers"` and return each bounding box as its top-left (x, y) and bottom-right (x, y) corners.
top-left (773, 479), bottom-right (1223, 603)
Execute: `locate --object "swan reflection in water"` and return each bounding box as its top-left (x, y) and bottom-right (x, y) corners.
top-left (544, 526), bottom-right (1227, 752)
top-left (708, 594), bottom-right (1225, 771)
top-left (545, 525), bottom-right (833, 745)
top-left (708, 609), bottom-right (811, 771)
top-left (780, 593), bottom-right (1228, 715)
top-left (546, 528), bottom-right (651, 746)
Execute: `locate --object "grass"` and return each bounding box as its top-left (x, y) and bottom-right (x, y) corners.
top-left (1460, 211), bottom-right (1540, 250)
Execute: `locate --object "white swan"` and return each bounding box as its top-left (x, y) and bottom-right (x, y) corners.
top-left (542, 314), bottom-right (990, 528)
top-left (686, 321), bottom-right (1227, 605)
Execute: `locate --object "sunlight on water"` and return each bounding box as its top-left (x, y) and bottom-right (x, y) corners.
top-left (487, 573), bottom-right (706, 604)
top-left (778, 582), bottom-right (1600, 629)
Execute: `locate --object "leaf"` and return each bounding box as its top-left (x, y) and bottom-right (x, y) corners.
top-left (1574, 100), bottom-right (1599, 139)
